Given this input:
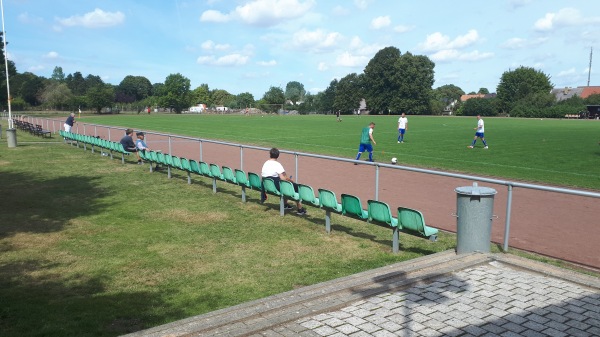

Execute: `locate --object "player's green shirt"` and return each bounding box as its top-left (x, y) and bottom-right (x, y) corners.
top-left (360, 127), bottom-right (371, 144)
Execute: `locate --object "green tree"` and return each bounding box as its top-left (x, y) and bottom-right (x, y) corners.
top-left (211, 89), bottom-right (232, 107)
top-left (158, 73), bottom-right (191, 113)
top-left (50, 66), bottom-right (65, 82)
top-left (510, 92), bottom-right (556, 118)
top-left (285, 81), bottom-right (306, 105)
top-left (65, 72), bottom-right (86, 95)
top-left (320, 79), bottom-right (338, 113)
top-left (389, 52), bottom-right (435, 115)
top-left (85, 74), bottom-right (104, 93)
top-left (12, 72), bottom-right (45, 106)
top-left (0, 32), bottom-right (17, 109)
top-left (40, 82), bottom-right (73, 110)
top-left (496, 66), bottom-right (553, 113)
top-left (478, 88), bottom-right (490, 94)
top-left (584, 93), bottom-right (600, 105)
top-left (116, 75), bottom-right (153, 103)
top-left (461, 97), bottom-right (498, 116)
top-left (261, 86), bottom-right (285, 113)
top-left (190, 83), bottom-right (211, 106)
top-left (87, 84), bottom-right (115, 113)
top-left (236, 92), bottom-right (255, 109)
top-left (433, 84), bottom-right (465, 104)
top-left (334, 73), bottom-right (364, 114)
top-left (363, 46), bottom-right (402, 114)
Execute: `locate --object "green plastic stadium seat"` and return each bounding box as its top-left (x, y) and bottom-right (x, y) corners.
top-left (189, 159), bottom-right (201, 175)
top-left (199, 161), bottom-right (212, 177)
top-left (368, 200), bottom-right (400, 253)
top-left (280, 180), bottom-right (300, 203)
top-left (222, 166), bottom-right (237, 184)
top-left (234, 169), bottom-right (251, 202)
top-left (318, 188), bottom-right (342, 233)
top-left (341, 194), bottom-right (369, 220)
top-left (262, 177), bottom-right (285, 216)
top-left (247, 172), bottom-right (262, 191)
top-left (208, 163), bottom-right (224, 193)
top-left (298, 184), bottom-right (320, 207)
top-left (180, 158), bottom-right (192, 184)
top-left (398, 207), bottom-right (438, 241)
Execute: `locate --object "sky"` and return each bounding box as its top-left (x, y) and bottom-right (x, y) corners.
top-left (4, 0), bottom-right (600, 100)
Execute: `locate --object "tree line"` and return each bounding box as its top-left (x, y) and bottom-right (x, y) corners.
top-left (1, 32), bottom-right (597, 116)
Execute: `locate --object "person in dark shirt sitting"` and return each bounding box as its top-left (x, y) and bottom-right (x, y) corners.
top-left (120, 128), bottom-right (142, 164)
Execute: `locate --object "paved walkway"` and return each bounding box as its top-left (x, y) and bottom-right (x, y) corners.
top-left (124, 252), bottom-right (600, 337)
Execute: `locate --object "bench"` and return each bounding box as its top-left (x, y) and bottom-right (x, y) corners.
top-left (35, 124), bottom-right (52, 138)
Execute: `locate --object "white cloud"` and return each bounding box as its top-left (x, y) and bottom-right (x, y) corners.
top-left (557, 68), bottom-right (577, 77)
top-left (201, 40), bottom-right (230, 51)
top-left (257, 60), bottom-right (277, 66)
top-left (354, 0), bottom-right (373, 10)
top-left (291, 29), bottom-right (342, 53)
top-left (43, 51), bottom-right (59, 59)
top-left (332, 5), bottom-right (349, 16)
top-left (430, 50), bottom-right (493, 62)
top-left (394, 25), bottom-right (415, 33)
top-left (57, 8), bottom-right (125, 28)
top-left (203, 0), bottom-right (314, 27)
top-left (418, 29), bottom-right (480, 52)
top-left (534, 8), bottom-right (600, 31)
top-left (371, 16), bottom-right (391, 29)
top-left (200, 10), bottom-right (230, 23)
top-left (501, 37), bottom-right (548, 49)
top-left (18, 12), bottom-right (43, 24)
top-left (197, 53), bottom-right (249, 66)
top-left (317, 62), bottom-right (328, 71)
top-left (335, 52), bottom-right (368, 67)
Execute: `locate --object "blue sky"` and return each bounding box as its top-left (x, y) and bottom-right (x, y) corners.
top-left (4, 0), bottom-right (600, 99)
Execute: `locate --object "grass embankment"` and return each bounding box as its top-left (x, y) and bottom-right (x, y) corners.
top-left (0, 126), bottom-right (455, 337)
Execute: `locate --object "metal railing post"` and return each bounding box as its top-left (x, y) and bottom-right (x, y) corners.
top-left (375, 164), bottom-right (380, 201)
top-left (503, 184), bottom-right (514, 252)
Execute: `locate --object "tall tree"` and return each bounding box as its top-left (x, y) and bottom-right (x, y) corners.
top-left (320, 79), bottom-right (338, 113)
top-left (363, 46), bottom-right (402, 114)
top-left (284, 81), bottom-right (306, 105)
top-left (211, 89), bottom-right (232, 107)
top-left (116, 75), bottom-right (152, 103)
top-left (434, 84), bottom-right (465, 104)
top-left (0, 32), bottom-right (17, 108)
top-left (236, 92), bottom-right (255, 109)
top-left (65, 71), bottom-right (86, 95)
top-left (40, 82), bottom-right (73, 110)
top-left (261, 86), bottom-right (285, 113)
top-left (190, 83), bottom-right (211, 106)
top-left (389, 52), bottom-right (435, 115)
top-left (50, 66), bottom-right (65, 82)
top-left (12, 72), bottom-right (45, 106)
top-left (496, 66), bottom-right (553, 113)
top-left (87, 84), bottom-right (115, 113)
top-left (158, 73), bottom-right (191, 113)
top-left (333, 73), bottom-right (364, 113)
top-left (478, 87), bottom-right (490, 94)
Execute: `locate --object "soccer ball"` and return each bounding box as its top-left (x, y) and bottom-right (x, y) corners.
top-left (391, 157), bottom-right (397, 164)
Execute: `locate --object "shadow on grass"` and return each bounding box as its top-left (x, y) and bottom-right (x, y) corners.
top-left (0, 172), bottom-right (111, 238)
top-left (0, 171), bottom-right (191, 336)
top-left (0, 259), bottom-right (188, 337)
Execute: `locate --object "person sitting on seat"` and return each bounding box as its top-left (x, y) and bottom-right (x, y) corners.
top-left (261, 147), bottom-right (306, 215)
top-left (120, 128), bottom-right (142, 164)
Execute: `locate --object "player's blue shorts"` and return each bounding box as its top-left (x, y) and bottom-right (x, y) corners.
top-left (475, 132), bottom-right (484, 138)
top-left (358, 143), bottom-right (373, 153)
top-left (398, 128), bottom-right (406, 135)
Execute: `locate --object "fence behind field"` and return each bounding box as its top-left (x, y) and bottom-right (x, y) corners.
top-left (6, 113), bottom-right (600, 269)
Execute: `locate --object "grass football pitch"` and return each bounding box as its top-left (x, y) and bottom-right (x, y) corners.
top-left (80, 114), bottom-right (600, 191)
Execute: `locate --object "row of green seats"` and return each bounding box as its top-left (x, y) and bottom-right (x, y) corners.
top-left (59, 131), bottom-right (132, 163)
top-left (59, 135), bottom-right (438, 253)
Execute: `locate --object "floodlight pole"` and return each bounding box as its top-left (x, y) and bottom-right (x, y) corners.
top-left (1, 0), bottom-right (16, 147)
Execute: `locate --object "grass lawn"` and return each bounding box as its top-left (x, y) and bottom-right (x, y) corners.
top-left (0, 127), bottom-right (456, 337)
top-left (77, 113), bottom-right (600, 190)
